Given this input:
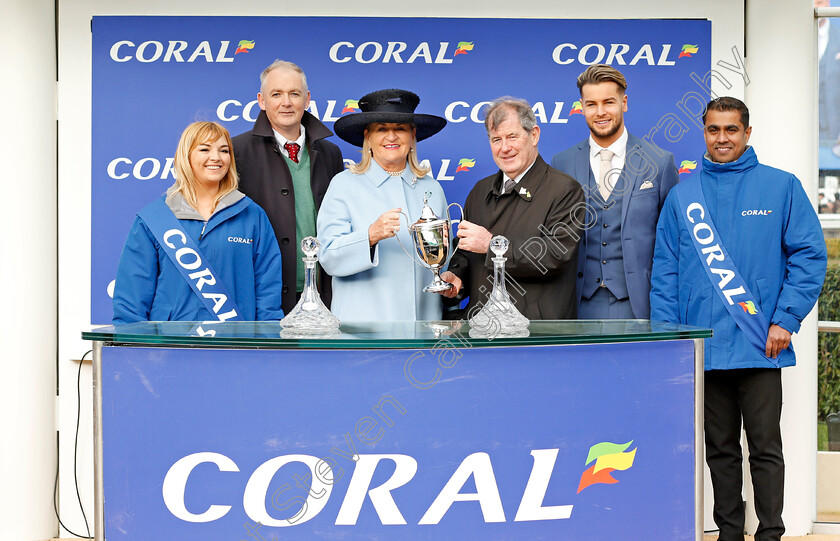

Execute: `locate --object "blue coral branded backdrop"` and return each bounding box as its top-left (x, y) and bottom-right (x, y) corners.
top-left (92, 16), bottom-right (711, 322)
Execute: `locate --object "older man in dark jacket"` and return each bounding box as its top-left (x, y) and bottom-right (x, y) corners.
top-left (441, 97), bottom-right (584, 319)
top-left (233, 60), bottom-right (344, 314)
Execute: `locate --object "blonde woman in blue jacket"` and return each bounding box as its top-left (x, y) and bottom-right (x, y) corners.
top-left (113, 122), bottom-right (284, 324)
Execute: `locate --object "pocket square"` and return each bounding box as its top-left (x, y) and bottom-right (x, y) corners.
top-left (639, 180), bottom-right (655, 190)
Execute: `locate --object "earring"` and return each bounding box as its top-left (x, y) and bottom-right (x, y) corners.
top-left (369, 149), bottom-right (373, 156)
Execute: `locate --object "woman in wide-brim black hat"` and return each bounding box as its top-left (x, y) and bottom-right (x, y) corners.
top-left (316, 88), bottom-right (450, 322)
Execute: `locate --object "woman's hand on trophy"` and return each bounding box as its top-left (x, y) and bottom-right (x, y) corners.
top-left (369, 208), bottom-right (402, 246)
top-left (456, 220), bottom-right (492, 254)
top-left (439, 271), bottom-right (462, 298)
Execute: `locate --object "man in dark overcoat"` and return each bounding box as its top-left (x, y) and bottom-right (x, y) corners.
top-left (233, 60), bottom-right (344, 314)
top-left (441, 97), bottom-right (584, 319)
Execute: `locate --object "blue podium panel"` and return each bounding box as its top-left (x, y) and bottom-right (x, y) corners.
top-left (100, 340), bottom-right (696, 540)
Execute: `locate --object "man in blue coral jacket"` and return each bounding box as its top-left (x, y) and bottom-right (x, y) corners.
top-left (552, 64), bottom-right (679, 319)
top-left (651, 97), bottom-right (827, 541)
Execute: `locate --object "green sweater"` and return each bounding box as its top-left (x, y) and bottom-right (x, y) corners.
top-left (283, 146), bottom-right (316, 292)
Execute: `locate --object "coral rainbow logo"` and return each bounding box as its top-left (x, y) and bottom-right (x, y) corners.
top-left (455, 42), bottom-right (474, 56)
top-left (679, 44), bottom-right (699, 58)
top-left (342, 99), bottom-right (360, 114)
top-left (738, 301), bottom-right (758, 315)
top-left (577, 440), bottom-right (637, 493)
top-left (235, 40), bottom-right (255, 54)
top-left (678, 160), bottom-right (697, 174)
top-left (569, 100), bottom-right (583, 115)
top-left (455, 158), bottom-right (476, 173)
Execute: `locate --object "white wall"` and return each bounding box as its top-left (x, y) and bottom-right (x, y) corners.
top-left (746, 0), bottom-right (820, 535)
top-left (52, 0), bottom-right (822, 538)
top-left (0, 0), bottom-right (57, 540)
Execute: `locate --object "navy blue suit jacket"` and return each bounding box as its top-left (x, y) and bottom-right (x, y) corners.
top-left (551, 133), bottom-right (678, 318)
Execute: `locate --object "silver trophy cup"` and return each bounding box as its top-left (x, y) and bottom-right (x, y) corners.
top-left (396, 195), bottom-right (464, 293)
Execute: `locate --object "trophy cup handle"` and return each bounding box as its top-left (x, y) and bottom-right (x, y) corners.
top-left (394, 210), bottom-right (430, 268)
top-left (446, 202), bottom-right (464, 226)
top-left (445, 202), bottom-right (466, 262)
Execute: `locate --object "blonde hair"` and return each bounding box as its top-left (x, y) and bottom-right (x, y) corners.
top-left (348, 125), bottom-right (430, 178)
top-left (173, 122), bottom-right (239, 211)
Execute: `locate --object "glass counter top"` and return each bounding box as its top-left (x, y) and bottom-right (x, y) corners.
top-left (82, 320), bottom-right (712, 349)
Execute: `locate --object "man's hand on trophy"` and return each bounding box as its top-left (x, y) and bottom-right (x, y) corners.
top-left (439, 271), bottom-right (462, 298)
top-left (369, 208), bottom-right (402, 246)
top-left (456, 220), bottom-right (492, 254)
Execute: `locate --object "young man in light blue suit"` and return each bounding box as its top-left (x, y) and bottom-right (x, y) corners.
top-left (551, 64), bottom-right (678, 319)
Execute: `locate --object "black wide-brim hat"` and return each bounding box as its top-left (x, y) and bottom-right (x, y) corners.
top-left (333, 88), bottom-right (447, 147)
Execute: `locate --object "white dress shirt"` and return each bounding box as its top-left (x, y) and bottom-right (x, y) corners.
top-left (499, 158), bottom-right (538, 194)
top-left (273, 124), bottom-right (306, 158)
top-left (588, 127), bottom-right (628, 199)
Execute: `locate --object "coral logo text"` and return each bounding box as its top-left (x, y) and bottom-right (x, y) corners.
top-left (417, 158), bottom-right (477, 181)
top-left (110, 40), bottom-right (244, 63)
top-left (678, 160), bottom-right (697, 174)
top-left (161, 449), bottom-right (576, 527)
top-left (235, 40), bottom-right (255, 54)
top-left (446, 100), bottom-right (571, 125)
top-left (162, 441), bottom-right (635, 527)
top-left (741, 209), bottom-right (772, 216)
top-left (228, 237), bottom-right (253, 244)
top-left (329, 41), bottom-right (468, 64)
top-left (552, 42), bottom-right (679, 66)
top-left (687, 202), bottom-right (750, 306)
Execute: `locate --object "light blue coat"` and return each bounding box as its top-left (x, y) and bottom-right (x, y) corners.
top-left (317, 160), bottom-right (449, 322)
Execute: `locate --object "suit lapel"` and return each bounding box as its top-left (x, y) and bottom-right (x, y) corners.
top-left (620, 135), bottom-right (644, 227)
top-left (573, 141), bottom-right (591, 245)
top-left (574, 141), bottom-right (590, 193)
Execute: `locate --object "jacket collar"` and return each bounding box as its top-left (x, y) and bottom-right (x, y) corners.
top-left (364, 159), bottom-right (419, 188)
top-left (165, 184), bottom-right (246, 220)
top-left (588, 126), bottom-right (628, 160)
top-left (702, 146), bottom-right (758, 175)
top-left (252, 110), bottom-right (336, 143)
top-left (484, 154), bottom-right (547, 203)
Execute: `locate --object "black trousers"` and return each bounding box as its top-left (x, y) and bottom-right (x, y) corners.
top-left (704, 368), bottom-right (784, 541)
